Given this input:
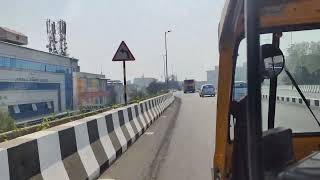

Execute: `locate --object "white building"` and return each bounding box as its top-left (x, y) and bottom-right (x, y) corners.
top-left (207, 66), bottom-right (219, 87)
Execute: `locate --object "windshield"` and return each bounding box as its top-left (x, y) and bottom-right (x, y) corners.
top-left (204, 84), bottom-right (214, 89)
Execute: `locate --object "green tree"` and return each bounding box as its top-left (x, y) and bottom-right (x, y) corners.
top-left (0, 111), bottom-right (15, 133)
top-left (286, 42), bottom-right (309, 70)
top-left (128, 87), bottom-right (146, 100)
top-left (309, 41), bottom-right (320, 54)
top-left (294, 66), bottom-right (310, 84)
top-left (146, 81), bottom-right (166, 95)
top-left (280, 41), bottom-right (320, 85)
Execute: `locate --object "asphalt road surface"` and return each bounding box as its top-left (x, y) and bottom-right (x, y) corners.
top-left (99, 92), bottom-right (216, 180)
top-left (262, 100), bottom-right (320, 132)
top-left (98, 91), bottom-right (320, 180)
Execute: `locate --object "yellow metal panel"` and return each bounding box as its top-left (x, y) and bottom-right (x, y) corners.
top-left (293, 135), bottom-right (320, 161)
top-left (214, 46), bottom-right (234, 179)
top-left (260, 0), bottom-right (320, 29)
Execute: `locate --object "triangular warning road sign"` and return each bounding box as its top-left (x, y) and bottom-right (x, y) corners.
top-left (112, 41), bottom-right (135, 61)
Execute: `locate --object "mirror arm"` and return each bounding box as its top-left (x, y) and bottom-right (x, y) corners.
top-left (267, 77), bottom-right (277, 129)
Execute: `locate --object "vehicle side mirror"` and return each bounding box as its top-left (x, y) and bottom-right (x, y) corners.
top-left (260, 44), bottom-right (285, 79)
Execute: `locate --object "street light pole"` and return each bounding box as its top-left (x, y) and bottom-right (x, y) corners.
top-left (163, 55), bottom-right (166, 82)
top-left (165, 30), bottom-right (171, 89)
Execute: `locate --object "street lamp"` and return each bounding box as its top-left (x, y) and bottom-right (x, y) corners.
top-left (162, 55), bottom-right (166, 82)
top-left (165, 30), bottom-right (171, 89)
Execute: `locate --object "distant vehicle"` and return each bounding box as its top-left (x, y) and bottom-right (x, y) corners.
top-left (233, 81), bottom-right (247, 102)
top-left (199, 84), bottom-right (216, 97)
top-left (169, 89), bottom-right (177, 92)
top-left (183, 79), bottom-right (195, 93)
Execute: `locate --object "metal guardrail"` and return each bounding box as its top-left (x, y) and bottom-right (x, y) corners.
top-left (15, 110), bottom-right (81, 127)
top-left (15, 105), bottom-right (123, 127)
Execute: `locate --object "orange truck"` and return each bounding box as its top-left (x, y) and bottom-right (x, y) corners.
top-left (183, 79), bottom-right (195, 93)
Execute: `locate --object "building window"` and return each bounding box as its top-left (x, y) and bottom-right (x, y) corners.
top-left (32, 104), bottom-right (38, 111)
top-left (0, 56), bottom-right (71, 74)
top-left (95, 98), bottom-right (99, 104)
top-left (46, 64), bottom-right (57, 72)
top-left (47, 102), bottom-right (52, 109)
top-left (87, 79), bottom-right (91, 88)
top-left (0, 56), bottom-right (10, 68)
top-left (13, 105), bottom-right (20, 113)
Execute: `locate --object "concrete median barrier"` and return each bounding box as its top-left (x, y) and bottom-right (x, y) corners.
top-left (0, 93), bottom-right (175, 180)
top-left (262, 94), bottom-right (320, 107)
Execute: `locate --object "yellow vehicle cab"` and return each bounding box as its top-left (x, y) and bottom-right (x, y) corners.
top-left (214, 0), bottom-right (320, 180)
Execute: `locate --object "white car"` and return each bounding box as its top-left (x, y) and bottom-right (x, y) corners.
top-left (199, 84), bottom-right (216, 97)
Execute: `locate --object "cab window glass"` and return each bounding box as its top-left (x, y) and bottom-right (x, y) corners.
top-left (229, 34), bottom-right (272, 141)
top-left (231, 30), bottom-right (320, 142)
top-left (262, 29), bottom-right (320, 133)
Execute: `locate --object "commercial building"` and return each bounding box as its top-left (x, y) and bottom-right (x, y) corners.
top-left (0, 26), bottom-right (28, 45)
top-left (73, 72), bottom-right (111, 109)
top-left (0, 26), bottom-right (126, 121)
top-left (107, 80), bottom-right (124, 104)
top-left (0, 27), bottom-right (79, 121)
top-left (195, 81), bottom-right (208, 90)
top-left (207, 66), bottom-right (219, 87)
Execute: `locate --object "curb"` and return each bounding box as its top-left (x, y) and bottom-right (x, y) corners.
top-left (0, 93), bottom-right (175, 180)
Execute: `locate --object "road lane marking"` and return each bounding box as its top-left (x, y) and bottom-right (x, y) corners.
top-left (145, 132), bottom-right (154, 135)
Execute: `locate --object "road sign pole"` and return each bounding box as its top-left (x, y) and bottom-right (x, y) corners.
top-left (112, 41), bottom-right (135, 105)
top-left (123, 61), bottom-right (128, 105)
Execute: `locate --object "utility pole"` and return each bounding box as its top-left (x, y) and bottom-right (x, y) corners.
top-left (163, 55), bottom-right (166, 82)
top-left (171, 64), bottom-right (174, 79)
top-left (165, 30), bottom-right (171, 89)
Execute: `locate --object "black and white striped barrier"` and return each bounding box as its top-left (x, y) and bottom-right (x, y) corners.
top-left (262, 94), bottom-right (320, 107)
top-left (0, 93), bottom-right (174, 180)
top-left (301, 85), bottom-right (320, 94)
top-left (263, 85), bottom-right (320, 94)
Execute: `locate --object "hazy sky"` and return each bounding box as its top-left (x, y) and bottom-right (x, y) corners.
top-left (1, 0), bottom-right (224, 81)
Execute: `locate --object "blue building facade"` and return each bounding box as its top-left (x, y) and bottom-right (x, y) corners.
top-left (0, 41), bottom-right (79, 121)
top-left (0, 56), bottom-right (74, 110)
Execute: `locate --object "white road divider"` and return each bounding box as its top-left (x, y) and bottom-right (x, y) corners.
top-left (0, 93), bottom-right (174, 180)
top-left (262, 94), bottom-right (320, 107)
